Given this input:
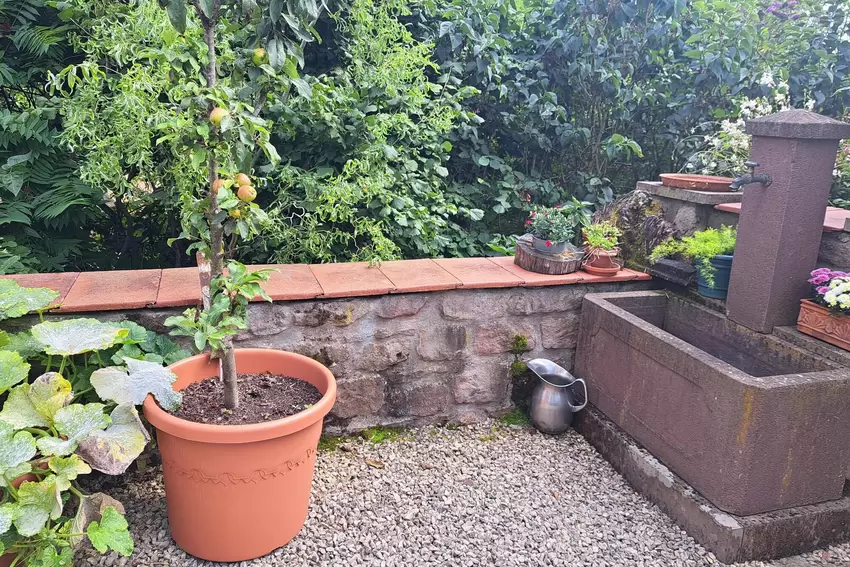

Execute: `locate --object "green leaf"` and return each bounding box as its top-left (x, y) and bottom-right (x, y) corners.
top-left (0, 351), bottom-right (29, 395)
top-left (76, 404), bottom-right (150, 475)
top-left (0, 503), bottom-right (13, 535)
top-left (166, 0), bottom-right (187, 33)
top-left (198, 0), bottom-right (215, 18)
top-left (11, 477), bottom-right (63, 537)
top-left (0, 280), bottom-right (58, 321)
top-left (48, 455), bottom-right (92, 491)
top-left (0, 421), bottom-right (35, 487)
top-left (269, 0), bottom-right (283, 23)
top-left (70, 493), bottom-right (125, 549)
top-left (28, 373), bottom-right (73, 424)
top-left (36, 403), bottom-right (110, 457)
top-left (114, 321), bottom-right (149, 345)
top-left (0, 385), bottom-right (47, 429)
top-left (31, 319), bottom-right (128, 356)
top-left (0, 331), bottom-right (43, 360)
top-left (27, 545), bottom-right (73, 567)
top-left (90, 358), bottom-right (182, 412)
top-left (434, 166), bottom-right (449, 177)
top-left (87, 507), bottom-right (133, 557)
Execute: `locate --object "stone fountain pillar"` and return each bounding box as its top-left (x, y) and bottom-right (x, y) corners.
top-left (726, 110), bottom-right (850, 333)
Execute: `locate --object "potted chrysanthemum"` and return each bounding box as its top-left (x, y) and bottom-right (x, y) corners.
top-left (797, 268), bottom-right (850, 351)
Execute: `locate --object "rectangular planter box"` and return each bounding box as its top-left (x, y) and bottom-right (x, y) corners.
top-left (797, 299), bottom-right (850, 352)
top-left (575, 291), bottom-right (850, 516)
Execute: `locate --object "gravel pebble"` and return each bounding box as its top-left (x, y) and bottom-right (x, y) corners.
top-left (80, 422), bottom-right (850, 566)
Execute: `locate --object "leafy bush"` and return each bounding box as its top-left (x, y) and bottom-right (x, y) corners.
top-left (583, 222), bottom-right (621, 253)
top-left (650, 226), bottom-right (737, 287)
top-left (524, 207), bottom-right (576, 244)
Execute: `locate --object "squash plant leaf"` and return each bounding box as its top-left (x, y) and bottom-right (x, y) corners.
top-left (0, 502), bottom-right (14, 535)
top-left (0, 421), bottom-right (36, 487)
top-left (76, 404), bottom-right (150, 475)
top-left (86, 507), bottom-right (134, 556)
top-left (0, 384), bottom-right (48, 429)
top-left (90, 358), bottom-right (182, 412)
top-left (0, 350), bottom-right (29, 395)
top-left (30, 319), bottom-right (129, 356)
top-left (28, 373), bottom-right (73, 424)
top-left (36, 404), bottom-right (110, 457)
top-left (0, 280), bottom-right (58, 321)
top-left (11, 477), bottom-right (63, 537)
top-left (48, 455), bottom-right (92, 491)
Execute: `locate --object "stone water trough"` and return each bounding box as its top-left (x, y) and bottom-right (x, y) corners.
top-left (575, 291), bottom-right (850, 517)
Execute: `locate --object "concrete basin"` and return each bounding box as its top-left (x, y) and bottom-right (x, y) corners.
top-left (575, 291), bottom-right (850, 516)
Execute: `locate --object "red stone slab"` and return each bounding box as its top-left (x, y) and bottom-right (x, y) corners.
top-left (249, 264), bottom-right (323, 301)
top-left (432, 257), bottom-right (523, 289)
top-left (0, 272), bottom-right (79, 308)
top-left (59, 269), bottom-right (162, 312)
top-left (156, 267), bottom-right (202, 308)
top-left (378, 259), bottom-right (462, 293)
top-left (310, 262), bottom-right (396, 298)
top-left (715, 202), bottom-right (850, 232)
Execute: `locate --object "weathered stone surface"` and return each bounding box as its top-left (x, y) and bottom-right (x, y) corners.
top-left (506, 288), bottom-right (585, 315)
top-left (418, 325), bottom-right (468, 361)
top-left (474, 321), bottom-right (536, 355)
top-left (441, 293), bottom-right (506, 320)
top-left (246, 303), bottom-right (288, 336)
top-left (453, 360), bottom-right (510, 404)
top-left (333, 374), bottom-right (386, 419)
top-left (540, 313), bottom-right (580, 349)
top-left (819, 232), bottom-right (850, 270)
top-left (388, 379), bottom-right (451, 417)
top-left (290, 300), bottom-right (370, 327)
top-left (451, 407), bottom-right (489, 425)
top-left (375, 295), bottom-right (429, 319)
top-left (356, 339), bottom-right (411, 372)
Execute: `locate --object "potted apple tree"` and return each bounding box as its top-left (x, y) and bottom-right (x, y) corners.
top-left (144, 0), bottom-right (336, 562)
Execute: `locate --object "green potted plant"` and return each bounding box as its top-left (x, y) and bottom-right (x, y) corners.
top-left (0, 280), bottom-right (183, 566)
top-left (649, 226), bottom-right (737, 299)
top-left (797, 268), bottom-right (850, 351)
top-left (140, 1), bottom-right (337, 562)
top-left (582, 221), bottom-right (622, 276)
top-left (525, 206), bottom-right (576, 255)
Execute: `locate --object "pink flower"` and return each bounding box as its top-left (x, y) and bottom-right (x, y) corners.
top-left (545, 240), bottom-right (552, 247)
top-left (530, 212), bottom-right (536, 217)
top-left (811, 267), bottom-right (831, 276)
top-left (816, 286), bottom-right (830, 294)
top-left (554, 205), bottom-right (562, 209)
top-left (525, 219), bottom-right (532, 226)
top-left (809, 275), bottom-right (830, 285)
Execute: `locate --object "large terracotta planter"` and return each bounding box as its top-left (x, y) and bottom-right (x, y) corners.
top-left (143, 349), bottom-right (336, 562)
top-left (797, 299), bottom-right (850, 351)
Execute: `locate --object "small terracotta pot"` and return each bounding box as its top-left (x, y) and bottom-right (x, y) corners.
top-left (797, 299), bottom-right (850, 351)
top-left (144, 349), bottom-right (337, 562)
top-left (1, 474), bottom-right (38, 567)
top-left (583, 250), bottom-right (621, 276)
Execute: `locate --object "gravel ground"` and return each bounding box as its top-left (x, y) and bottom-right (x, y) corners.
top-left (79, 421), bottom-right (850, 567)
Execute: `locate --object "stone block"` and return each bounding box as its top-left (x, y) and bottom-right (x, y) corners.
top-left (332, 373), bottom-right (386, 419)
top-left (290, 300), bottom-right (370, 327)
top-left (356, 339), bottom-right (411, 372)
top-left (375, 295), bottom-right (429, 318)
top-left (246, 303), bottom-right (288, 336)
top-left (452, 360), bottom-right (510, 404)
top-left (540, 313), bottom-right (580, 349)
top-left (474, 321), bottom-right (536, 355)
top-left (388, 379), bottom-right (451, 417)
top-left (417, 325), bottom-right (468, 361)
top-left (441, 292), bottom-right (507, 320)
top-left (506, 288), bottom-right (584, 315)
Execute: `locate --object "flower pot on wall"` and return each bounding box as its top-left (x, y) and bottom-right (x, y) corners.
top-left (696, 254), bottom-right (733, 299)
top-left (531, 236), bottom-right (568, 255)
top-left (143, 349), bottom-right (337, 562)
top-left (583, 250), bottom-right (621, 276)
top-left (797, 299), bottom-right (850, 351)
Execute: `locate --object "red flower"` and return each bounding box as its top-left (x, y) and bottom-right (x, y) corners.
top-left (554, 205), bottom-right (562, 209)
top-left (525, 220), bottom-right (532, 226)
top-left (530, 211), bottom-right (536, 217)
top-left (545, 240), bottom-right (552, 247)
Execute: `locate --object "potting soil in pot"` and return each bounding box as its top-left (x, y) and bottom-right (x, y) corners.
top-left (173, 373), bottom-right (322, 425)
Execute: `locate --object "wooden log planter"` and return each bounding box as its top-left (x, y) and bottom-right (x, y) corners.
top-left (514, 239), bottom-right (583, 275)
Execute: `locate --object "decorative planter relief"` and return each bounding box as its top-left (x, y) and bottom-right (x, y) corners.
top-left (797, 299), bottom-right (850, 351)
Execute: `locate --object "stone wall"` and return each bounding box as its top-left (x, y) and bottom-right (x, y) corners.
top-left (34, 280), bottom-right (655, 433)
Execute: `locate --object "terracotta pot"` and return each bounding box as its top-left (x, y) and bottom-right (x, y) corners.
top-left (583, 250), bottom-right (621, 276)
top-left (143, 349), bottom-right (337, 562)
top-left (1, 474), bottom-right (38, 567)
top-left (797, 299), bottom-right (850, 351)
top-left (660, 173), bottom-right (734, 192)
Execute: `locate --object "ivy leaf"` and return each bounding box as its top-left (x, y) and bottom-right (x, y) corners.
top-left (90, 358), bottom-right (182, 412)
top-left (0, 421), bottom-right (35, 487)
top-left (30, 319), bottom-right (128, 356)
top-left (0, 280), bottom-right (58, 321)
top-left (48, 455), bottom-right (92, 491)
top-left (36, 404), bottom-right (110, 457)
top-left (87, 507), bottom-right (134, 556)
top-left (76, 404), bottom-right (150, 475)
top-left (166, 0), bottom-right (187, 33)
top-left (11, 477), bottom-right (63, 537)
top-left (0, 351), bottom-right (29, 395)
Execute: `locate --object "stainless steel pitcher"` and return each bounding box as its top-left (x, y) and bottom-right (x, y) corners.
top-left (527, 358), bottom-right (587, 435)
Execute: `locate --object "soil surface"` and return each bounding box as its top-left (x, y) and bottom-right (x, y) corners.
top-left (173, 373), bottom-right (322, 425)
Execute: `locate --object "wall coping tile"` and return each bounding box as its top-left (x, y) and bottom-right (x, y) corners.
top-left (715, 202), bottom-right (850, 232)
top-left (0, 257), bottom-right (651, 312)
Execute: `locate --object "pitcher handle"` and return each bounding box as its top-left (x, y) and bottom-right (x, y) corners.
top-left (569, 378), bottom-right (588, 412)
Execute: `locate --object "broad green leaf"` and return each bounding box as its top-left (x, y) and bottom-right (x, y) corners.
top-left (28, 373), bottom-right (73, 423)
top-left (48, 455), bottom-right (92, 490)
top-left (0, 421), bottom-right (36, 487)
top-left (0, 280), bottom-right (58, 321)
top-left (199, 0), bottom-right (215, 18)
top-left (70, 493), bottom-right (125, 549)
top-left (0, 351), bottom-right (29, 395)
top-left (1, 331), bottom-right (45, 360)
top-left (76, 404), bottom-right (150, 475)
top-left (28, 545), bottom-right (73, 567)
top-left (113, 321), bottom-right (148, 345)
top-left (90, 358), bottom-right (181, 412)
top-left (0, 503), bottom-right (13, 534)
top-left (0, 331), bottom-right (8, 348)
top-left (166, 0), bottom-right (187, 33)
top-left (37, 404), bottom-right (110, 457)
top-left (87, 507), bottom-right (133, 556)
top-left (11, 477), bottom-right (62, 537)
top-left (0, 384), bottom-right (47, 429)
top-left (31, 319), bottom-right (128, 356)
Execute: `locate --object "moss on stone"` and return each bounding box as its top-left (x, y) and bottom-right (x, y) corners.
top-left (500, 408), bottom-right (530, 426)
top-left (360, 426), bottom-right (408, 443)
top-left (510, 360), bottom-right (529, 378)
top-left (509, 334), bottom-right (531, 355)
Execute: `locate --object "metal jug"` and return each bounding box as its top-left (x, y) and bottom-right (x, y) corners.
top-left (527, 358), bottom-right (587, 435)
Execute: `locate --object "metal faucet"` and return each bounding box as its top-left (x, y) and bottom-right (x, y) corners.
top-left (730, 161), bottom-right (772, 191)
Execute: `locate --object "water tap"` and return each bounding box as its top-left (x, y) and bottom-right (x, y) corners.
top-left (730, 161), bottom-right (772, 191)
